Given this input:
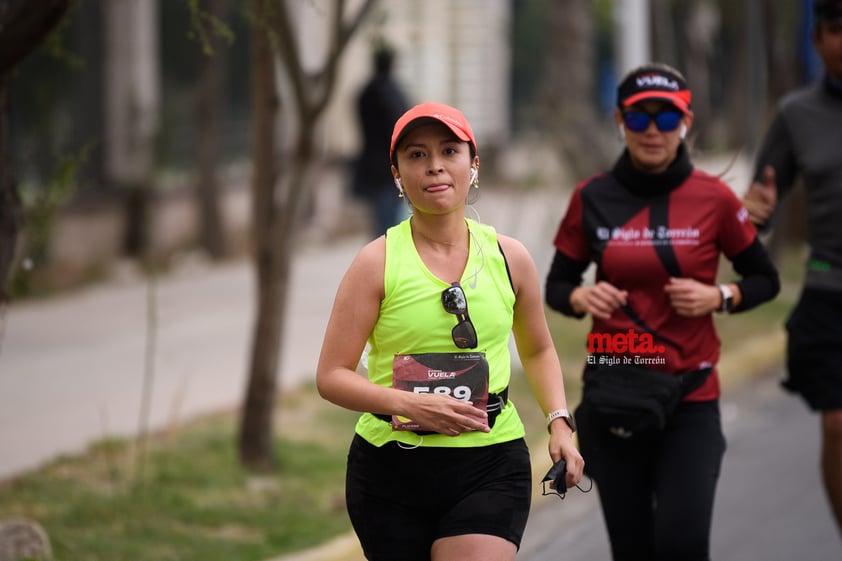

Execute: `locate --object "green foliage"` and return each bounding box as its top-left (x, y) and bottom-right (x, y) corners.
top-left (41, 4), bottom-right (84, 72)
top-left (10, 144), bottom-right (92, 297)
top-left (185, 0), bottom-right (235, 57)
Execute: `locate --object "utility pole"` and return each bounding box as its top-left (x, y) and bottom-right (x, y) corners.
top-left (613, 0), bottom-right (650, 79)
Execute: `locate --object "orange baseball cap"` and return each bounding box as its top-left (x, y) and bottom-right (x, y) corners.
top-left (389, 102), bottom-right (477, 163)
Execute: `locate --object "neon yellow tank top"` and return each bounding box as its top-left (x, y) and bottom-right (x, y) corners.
top-left (354, 217), bottom-right (526, 447)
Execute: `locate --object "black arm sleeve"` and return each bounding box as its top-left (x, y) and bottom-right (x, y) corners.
top-left (731, 238), bottom-right (781, 313)
top-left (545, 250), bottom-right (591, 318)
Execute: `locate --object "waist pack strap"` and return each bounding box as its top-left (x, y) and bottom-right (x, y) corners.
top-left (373, 386), bottom-right (509, 429)
top-left (585, 363), bottom-right (712, 399)
top-left (677, 366), bottom-right (713, 397)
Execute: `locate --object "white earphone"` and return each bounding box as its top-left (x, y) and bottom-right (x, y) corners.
top-left (394, 177), bottom-right (402, 190)
top-left (618, 124), bottom-right (626, 140)
top-left (469, 168), bottom-right (478, 184)
top-left (679, 124), bottom-right (687, 139)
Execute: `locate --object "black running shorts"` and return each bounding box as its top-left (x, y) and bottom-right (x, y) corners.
top-left (784, 288), bottom-right (842, 410)
top-left (344, 434), bottom-right (531, 561)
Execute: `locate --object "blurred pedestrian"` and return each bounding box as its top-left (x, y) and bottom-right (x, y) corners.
top-left (317, 102), bottom-right (583, 561)
top-left (741, 0), bottom-right (842, 537)
top-left (546, 63), bottom-right (780, 560)
top-left (351, 46), bottom-right (410, 238)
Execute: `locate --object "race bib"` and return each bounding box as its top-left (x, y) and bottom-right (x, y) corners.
top-left (391, 352), bottom-right (489, 432)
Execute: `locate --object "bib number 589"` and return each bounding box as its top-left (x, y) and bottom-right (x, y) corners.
top-left (413, 385), bottom-right (472, 401)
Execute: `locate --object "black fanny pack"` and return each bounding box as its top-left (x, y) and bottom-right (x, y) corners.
top-left (581, 364), bottom-right (711, 439)
top-left (374, 386), bottom-right (508, 435)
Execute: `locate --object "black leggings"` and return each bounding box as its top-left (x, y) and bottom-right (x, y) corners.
top-left (576, 399), bottom-right (726, 561)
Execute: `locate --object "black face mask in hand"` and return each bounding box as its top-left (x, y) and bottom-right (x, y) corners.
top-left (540, 458), bottom-right (592, 500)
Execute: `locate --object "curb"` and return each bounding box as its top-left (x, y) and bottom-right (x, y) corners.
top-left (718, 329), bottom-right (786, 391)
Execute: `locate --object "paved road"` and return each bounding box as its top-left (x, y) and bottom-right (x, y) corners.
top-left (519, 369), bottom-right (841, 561)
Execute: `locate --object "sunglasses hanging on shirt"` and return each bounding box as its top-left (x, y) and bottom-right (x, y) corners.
top-left (441, 282), bottom-right (478, 349)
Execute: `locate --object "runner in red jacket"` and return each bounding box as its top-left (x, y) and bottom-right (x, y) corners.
top-left (546, 63), bottom-right (779, 561)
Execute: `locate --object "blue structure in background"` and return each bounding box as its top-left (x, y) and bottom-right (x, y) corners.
top-left (800, 0), bottom-right (823, 83)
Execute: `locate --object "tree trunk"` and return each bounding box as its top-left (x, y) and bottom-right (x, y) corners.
top-left (238, 0), bottom-right (376, 471)
top-left (0, 0), bottom-right (72, 301)
top-left (541, 0), bottom-right (613, 180)
top-left (239, 0), bottom-right (282, 470)
top-left (650, 0), bottom-right (677, 65)
top-left (0, 77), bottom-right (21, 303)
top-left (195, 0), bottom-right (228, 260)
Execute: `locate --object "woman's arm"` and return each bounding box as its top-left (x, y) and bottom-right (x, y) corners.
top-left (500, 235), bottom-right (584, 488)
top-left (546, 250), bottom-right (629, 319)
top-left (545, 250), bottom-right (590, 317)
top-left (316, 238), bottom-right (392, 413)
top-left (731, 237), bottom-right (781, 313)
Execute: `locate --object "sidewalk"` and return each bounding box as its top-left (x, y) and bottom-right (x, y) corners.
top-left (0, 237), bottom-right (359, 480)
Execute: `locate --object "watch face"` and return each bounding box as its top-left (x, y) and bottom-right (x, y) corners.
top-left (563, 414), bottom-right (576, 433)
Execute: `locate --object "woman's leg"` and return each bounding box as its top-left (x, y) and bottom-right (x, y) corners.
top-left (652, 400), bottom-right (726, 561)
top-left (431, 534), bottom-right (517, 561)
top-left (576, 402), bottom-right (658, 561)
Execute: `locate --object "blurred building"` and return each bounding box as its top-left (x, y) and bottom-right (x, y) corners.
top-left (295, 0), bottom-right (512, 165)
top-left (9, 0), bottom-right (514, 288)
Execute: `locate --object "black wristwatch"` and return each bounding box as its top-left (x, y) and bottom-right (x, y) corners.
top-left (718, 284), bottom-right (734, 314)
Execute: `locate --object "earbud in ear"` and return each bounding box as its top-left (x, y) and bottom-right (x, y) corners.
top-left (618, 124), bottom-right (626, 140)
top-left (394, 177), bottom-right (402, 190)
top-left (679, 124), bottom-right (687, 139)
top-left (469, 168), bottom-right (478, 184)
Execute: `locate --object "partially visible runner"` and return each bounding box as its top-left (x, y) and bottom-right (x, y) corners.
top-left (317, 102), bottom-right (583, 561)
top-left (546, 64), bottom-right (780, 560)
top-left (742, 0), bottom-right (842, 538)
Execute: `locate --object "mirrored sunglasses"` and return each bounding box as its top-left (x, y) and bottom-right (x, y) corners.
top-left (623, 110), bottom-right (682, 133)
top-left (441, 282), bottom-right (478, 349)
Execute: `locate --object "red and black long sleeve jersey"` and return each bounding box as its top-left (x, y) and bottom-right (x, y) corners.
top-left (547, 146), bottom-right (779, 401)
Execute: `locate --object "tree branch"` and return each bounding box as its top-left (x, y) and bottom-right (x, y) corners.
top-left (270, 0), bottom-right (377, 120)
top-left (0, 0), bottom-right (72, 74)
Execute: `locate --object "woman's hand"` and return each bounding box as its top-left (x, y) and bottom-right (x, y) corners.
top-left (399, 391), bottom-right (491, 435)
top-left (571, 282), bottom-right (629, 319)
top-left (664, 277), bottom-right (721, 316)
top-left (548, 422), bottom-right (584, 490)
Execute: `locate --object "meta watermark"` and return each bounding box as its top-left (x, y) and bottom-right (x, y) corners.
top-left (586, 329), bottom-right (667, 366)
